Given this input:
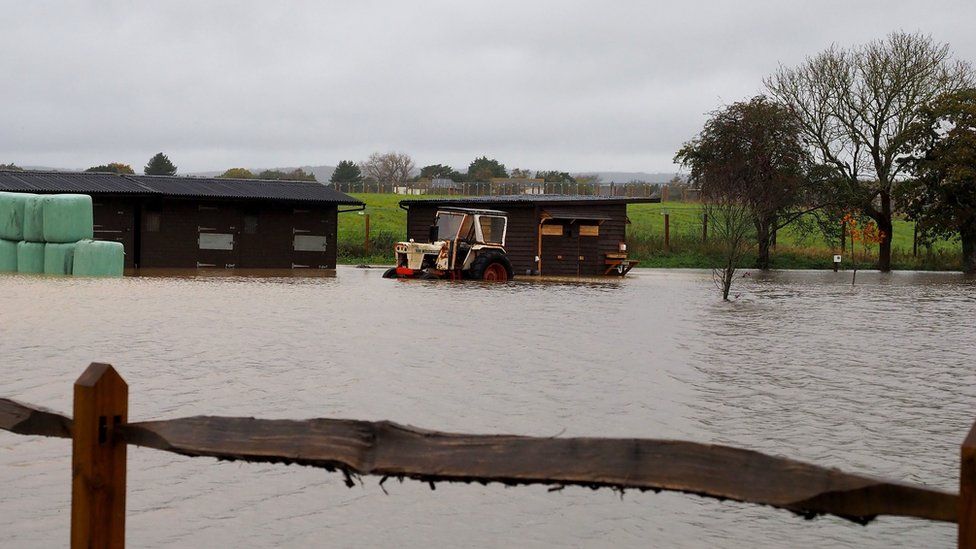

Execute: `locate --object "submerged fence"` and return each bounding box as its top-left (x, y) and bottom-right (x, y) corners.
top-left (1, 363), bottom-right (974, 547)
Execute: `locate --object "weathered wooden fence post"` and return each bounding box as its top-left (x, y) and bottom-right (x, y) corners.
top-left (364, 214), bottom-right (371, 257)
top-left (913, 222), bottom-right (919, 258)
top-left (961, 421), bottom-right (976, 549)
top-left (664, 213), bottom-right (671, 253)
top-left (72, 363), bottom-right (128, 549)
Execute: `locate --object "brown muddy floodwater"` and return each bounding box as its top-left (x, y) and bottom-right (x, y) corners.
top-left (1, 267), bottom-right (975, 548)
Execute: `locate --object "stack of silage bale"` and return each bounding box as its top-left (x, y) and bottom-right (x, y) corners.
top-left (0, 191), bottom-right (124, 277)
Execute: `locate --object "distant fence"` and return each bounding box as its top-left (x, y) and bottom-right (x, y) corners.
top-left (2, 363), bottom-right (973, 547)
top-left (330, 180), bottom-right (694, 199)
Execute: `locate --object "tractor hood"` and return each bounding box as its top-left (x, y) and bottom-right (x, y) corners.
top-left (395, 240), bottom-right (450, 271)
top-left (394, 240), bottom-right (445, 255)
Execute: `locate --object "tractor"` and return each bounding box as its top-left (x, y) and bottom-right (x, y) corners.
top-left (383, 207), bottom-right (515, 281)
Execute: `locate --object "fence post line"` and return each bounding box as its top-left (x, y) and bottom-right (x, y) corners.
top-left (72, 363), bottom-right (128, 549)
top-left (961, 421), bottom-right (976, 548)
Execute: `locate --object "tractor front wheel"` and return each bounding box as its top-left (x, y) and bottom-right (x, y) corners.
top-left (382, 267), bottom-right (398, 278)
top-left (467, 251), bottom-right (514, 282)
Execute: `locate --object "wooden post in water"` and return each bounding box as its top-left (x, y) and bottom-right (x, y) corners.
top-left (72, 363), bottom-right (128, 549)
top-left (960, 421), bottom-right (976, 548)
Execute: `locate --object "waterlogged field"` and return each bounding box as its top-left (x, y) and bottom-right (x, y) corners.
top-left (1, 268), bottom-right (975, 548)
top-left (337, 193), bottom-right (963, 269)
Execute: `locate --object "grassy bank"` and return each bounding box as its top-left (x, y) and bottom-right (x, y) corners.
top-left (337, 193), bottom-right (963, 270)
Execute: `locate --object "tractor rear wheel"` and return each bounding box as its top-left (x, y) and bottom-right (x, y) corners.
top-left (467, 251), bottom-right (514, 281)
top-left (382, 267), bottom-right (398, 278)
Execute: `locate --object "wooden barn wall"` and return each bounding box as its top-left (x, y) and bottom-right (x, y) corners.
top-left (138, 200), bottom-right (200, 268)
top-left (405, 205), bottom-right (438, 243)
top-left (539, 221), bottom-right (579, 276)
top-left (134, 199), bottom-right (337, 269)
top-left (288, 205), bottom-right (338, 269)
top-left (91, 198), bottom-right (137, 268)
top-left (405, 204), bottom-right (538, 273)
top-left (595, 204), bottom-right (628, 274)
top-left (503, 207), bottom-right (540, 274)
top-left (538, 204), bottom-right (628, 276)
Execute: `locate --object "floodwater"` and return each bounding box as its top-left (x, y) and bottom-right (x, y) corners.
top-left (1, 267), bottom-right (975, 548)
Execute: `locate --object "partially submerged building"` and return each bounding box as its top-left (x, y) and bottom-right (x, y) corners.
top-left (399, 195), bottom-right (659, 276)
top-left (0, 170), bottom-right (362, 269)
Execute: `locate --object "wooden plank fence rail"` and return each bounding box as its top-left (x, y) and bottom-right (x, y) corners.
top-left (0, 363), bottom-right (973, 547)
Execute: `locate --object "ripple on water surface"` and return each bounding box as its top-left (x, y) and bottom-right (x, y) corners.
top-left (1, 268), bottom-right (974, 548)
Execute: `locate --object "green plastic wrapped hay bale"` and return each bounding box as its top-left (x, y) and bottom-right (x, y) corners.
top-left (43, 242), bottom-right (76, 275)
top-left (72, 240), bottom-right (124, 277)
top-left (16, 241), bottom-right (45, 273)
top-left (23, 194), bottom-right (48, 242)
top-left (42, 194), bottom-right (93, 243)
top-left (0, 191), bottom-right (31, 240)
top-left (0, 238), bottom-right (17, 272)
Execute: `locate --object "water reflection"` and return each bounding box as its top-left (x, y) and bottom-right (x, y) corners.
top-left (0, 268), bottom-right (974, 548)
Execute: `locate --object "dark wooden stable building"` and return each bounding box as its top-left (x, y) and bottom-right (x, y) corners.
top-left (399, 195), bottom-right (659, 276)
top-left (0, 170), bottom-right (362, 269)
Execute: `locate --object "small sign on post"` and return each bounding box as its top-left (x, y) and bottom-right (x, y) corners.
top-left (833, 254), bottom-right (842, 272)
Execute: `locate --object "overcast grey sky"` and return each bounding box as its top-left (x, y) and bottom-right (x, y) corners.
top-left (2, 1), bottom-right (975, 174)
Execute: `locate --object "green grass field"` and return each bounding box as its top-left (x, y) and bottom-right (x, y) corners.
top-left (337, 193), bottom-right (963, 270)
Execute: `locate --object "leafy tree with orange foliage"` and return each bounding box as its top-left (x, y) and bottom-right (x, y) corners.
top-left (842, 213), bottom-right (886, 285)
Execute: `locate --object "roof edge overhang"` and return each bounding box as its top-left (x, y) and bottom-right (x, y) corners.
top-left (0, 170), bottom-right (364, 206)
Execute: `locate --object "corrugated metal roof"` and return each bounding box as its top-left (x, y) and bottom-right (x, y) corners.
top-left (438, 206), bottom-right (509, 215)
top-left (399, 194), bottom-right (660, 207)
top-left (0, 170), bottom-right (362, 205)
top-left (0, 171), bottom-right (157, 194)
top-left (541, 208), bottom-right (615, 221)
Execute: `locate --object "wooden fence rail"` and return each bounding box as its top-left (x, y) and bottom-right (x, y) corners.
top-left (0, 363), bottom-right (973, 547)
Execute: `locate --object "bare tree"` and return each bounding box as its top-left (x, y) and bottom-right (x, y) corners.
top-left (765, 31), bottom-right (973, 271)
top-left (702, 186), bottom-right (755, 301)
top-left (674, 111), bottom-right (765, 301)
top-left (359, 151), bottom-right (416, 184)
